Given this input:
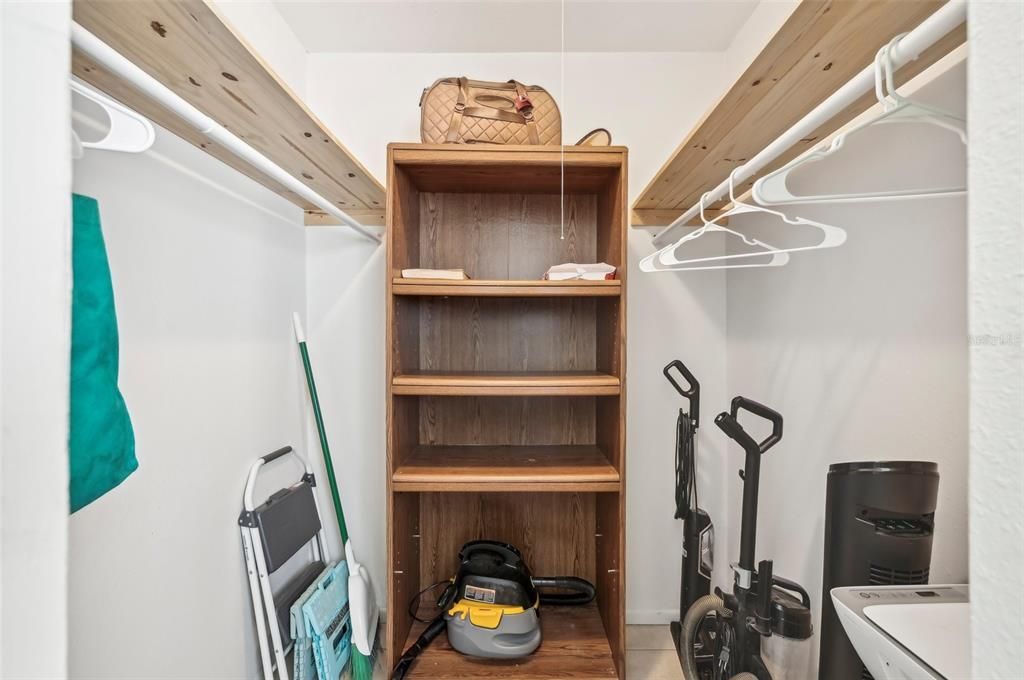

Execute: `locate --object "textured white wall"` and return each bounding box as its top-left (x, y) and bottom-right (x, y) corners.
top-left (967, 2), bottom-right (1024, 676)
top-left (68, 115), bottom-right (309, 679)
top-left (303, 50), bottom-right (735, 622)
top-left (0, 2), bottom-right (71, 676)
top-left (723, 64), bottom-right (968, 677)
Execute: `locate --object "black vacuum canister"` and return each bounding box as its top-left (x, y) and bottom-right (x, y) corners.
top-left (818, 461), bottom-right (938, 680)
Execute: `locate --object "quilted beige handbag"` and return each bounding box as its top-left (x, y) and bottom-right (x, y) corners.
top-left (420, 77), bottom-right (562, 145)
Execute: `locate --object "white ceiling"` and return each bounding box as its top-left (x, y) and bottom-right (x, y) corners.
top-left (272, 0), bottom-right (760, 53)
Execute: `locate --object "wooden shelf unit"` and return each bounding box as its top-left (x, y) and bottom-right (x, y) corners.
top-left (386, 144), bottom-right (627, 678)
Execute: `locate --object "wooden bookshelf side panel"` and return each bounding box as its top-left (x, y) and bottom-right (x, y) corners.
top-left (387, 492), bottom-right (421, 671)
top-left (596, 492), bottom-right (626, 678)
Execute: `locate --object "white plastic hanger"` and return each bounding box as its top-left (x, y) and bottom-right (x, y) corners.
top-left (71, 78), bottom-right (155, 156)
top-left (639, 184), bottom-right (790, 272)
top-left (752, 34), bottom-right (966, 206)
top-left (645, 168), bottom-right (846, 270)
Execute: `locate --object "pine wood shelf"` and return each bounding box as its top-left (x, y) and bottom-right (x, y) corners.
top-left (392, 279), bottom-right (621, 298)
top-left (402, 602), bottom-right (618, 679)
top-left (386, 144), bottom-right (627, 678)
top-left (72, 0), bottom-right (385, 225)
top-left (392, 445), bottom-right (620, 492)
top-left (392, 372), bottom-right (621, 397)
top-left (631, 0), bottom-right (966, 227)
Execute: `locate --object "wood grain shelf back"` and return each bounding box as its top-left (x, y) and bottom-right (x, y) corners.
top-left (632, 0), bottom-right (966, 226)
top-left (73, 0), bottom-right (385, 222)
top-left (395, 295), bottom-right (619, 376)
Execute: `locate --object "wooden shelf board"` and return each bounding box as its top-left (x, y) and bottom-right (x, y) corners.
top-left (392, 278), bottom-right (621, 297)
top-left (72, 0), bottom-right (385, 223)
top-left (392, 371), bottom-right (621, 396)
top-left (389, 144), bottom-right (626, 194)
top-left (631, 0), bottom-right (966, 226)
top-left (402, 602), bottom-right (618, 679)
top-left (392, 445), bottom-right (620, 492)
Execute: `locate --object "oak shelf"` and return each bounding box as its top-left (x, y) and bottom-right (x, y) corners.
top-left (631, 0), bottom-right (965, 228)
top-left (392, 278), bottom-right (621, 298)
top-left (402, 602), bottom-right (618, 679)
top-left (392, 371), bottom-right (621, 397)
top-left (392, 445), bottom-right (620, 492)
top-left (72, 0), bottom-right (385, 225)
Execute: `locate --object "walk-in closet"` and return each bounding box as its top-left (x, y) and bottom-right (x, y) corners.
top-left (2, 1), bottom-right (1022, 679)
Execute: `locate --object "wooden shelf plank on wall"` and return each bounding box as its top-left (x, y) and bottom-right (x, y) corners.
top-left (392, 445), bottom-right (621, 492)
top-left (392, 278), bottom-right (622, 297)
top-left (72, 0), bottom-right (385, 223)
top-left (392, 371), bottom-right (621, 397)
top-left (631, 0), bottom-right (966, 227)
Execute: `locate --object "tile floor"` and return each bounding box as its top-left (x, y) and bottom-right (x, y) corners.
top-left (365, 624), bottom-right (683, 679)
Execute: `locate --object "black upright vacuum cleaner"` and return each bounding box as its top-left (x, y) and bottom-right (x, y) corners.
top-left (664, 360), bottom-right (714, 677)
top-left (678, 395), bottom-right (814, 680)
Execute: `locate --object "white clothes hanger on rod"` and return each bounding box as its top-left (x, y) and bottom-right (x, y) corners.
top-left (639, 184), bottom-right (790, 273)
top-left (71, 22), bottom-right (380, 243)
top-left (71, 78), bottom-right (156, 156)
top-left (647, 0), bottom-right (966, 250)
top-left (647, 168), bottom-right (846, 270)
top-left (752, 34), bottom-right (967, 206)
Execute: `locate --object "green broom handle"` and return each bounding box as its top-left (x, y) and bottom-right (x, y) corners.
top-left (294, 314), bottom-right (349, 544)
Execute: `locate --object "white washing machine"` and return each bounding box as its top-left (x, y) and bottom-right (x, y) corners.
top-left (831, 584), bottom-right (970, 679)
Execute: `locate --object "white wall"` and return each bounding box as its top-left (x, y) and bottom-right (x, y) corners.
top-left (967, 2), bottom-right (1024, 676)
top-left (722, 64), bottom-right (968, 677)
top-left (68, 113), bottom-right (310, 678)
top-left (212, 0), bottom-right (309, 98)
top-left (0, 1), bottom-right (71, 676)
top-left (304, 50), bottom-right (735, 622)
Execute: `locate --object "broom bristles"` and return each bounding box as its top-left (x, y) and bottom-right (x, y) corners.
top-left (350, 648), bottom-right (375, 680)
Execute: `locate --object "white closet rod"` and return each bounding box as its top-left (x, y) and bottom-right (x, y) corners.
top-left (651, 0), bottom-right (967, 248)
top-left (71, 23), bottom-right (381, 244)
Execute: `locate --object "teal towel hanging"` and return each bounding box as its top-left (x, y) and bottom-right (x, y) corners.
top-left (69, 194), bottom-right (137, 513)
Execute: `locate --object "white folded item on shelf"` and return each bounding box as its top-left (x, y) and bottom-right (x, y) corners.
top-left (543, 262), bottom-right (617, 281)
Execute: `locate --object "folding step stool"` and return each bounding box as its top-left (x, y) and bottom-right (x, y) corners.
top-left (240, 446), bottom-right (329, 680)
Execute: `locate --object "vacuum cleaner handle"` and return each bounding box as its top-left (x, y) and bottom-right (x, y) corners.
top-left (459, 540), bottom-right (523, 567)
top-left (772, 574), bottom-right (811, 609)
top-left (730, 396), bottom-right (783, 454)
top-left (714, 412), bottom-right (760, 454)
top-left (663, 359), bottom-right (700, 426)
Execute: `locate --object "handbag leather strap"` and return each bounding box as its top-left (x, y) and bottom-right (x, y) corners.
top-left (445, 77), bottom-right (470, 143)
top-left (446, 77), bottom-right (540, 144)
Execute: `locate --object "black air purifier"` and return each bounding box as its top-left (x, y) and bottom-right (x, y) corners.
top-left (818, 461), bottom-right (939, 680)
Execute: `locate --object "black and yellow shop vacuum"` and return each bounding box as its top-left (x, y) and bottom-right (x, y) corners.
top-left (391, 540), bottom-right (596, 679)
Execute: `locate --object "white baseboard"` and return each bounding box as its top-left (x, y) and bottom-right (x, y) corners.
top-left (626, 609), bottom-right (677, 625)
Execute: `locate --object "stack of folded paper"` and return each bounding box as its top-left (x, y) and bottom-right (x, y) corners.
top-left (543, 262), bottom-right (617, 281)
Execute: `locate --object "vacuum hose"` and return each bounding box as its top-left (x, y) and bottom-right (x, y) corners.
top-left (391, 614), bottom-right (446, 680)
top-left (681, 593), bottom-right (756, 680)
top-left (532, 576), bottom-right (596, 606)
